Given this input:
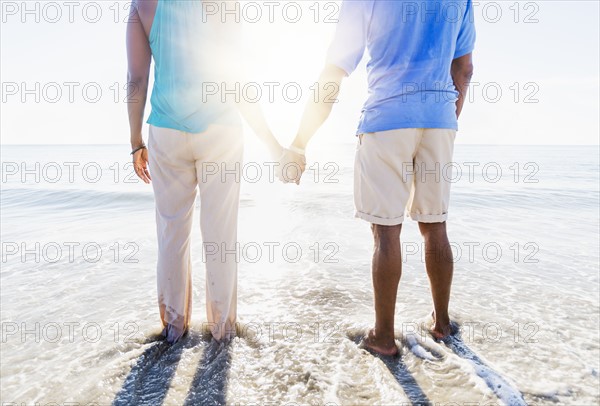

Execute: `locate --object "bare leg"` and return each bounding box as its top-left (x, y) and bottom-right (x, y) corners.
top-left (419, 222), bottom-right (454, 338)
top-left (363, 223), bottom-right (402, 356)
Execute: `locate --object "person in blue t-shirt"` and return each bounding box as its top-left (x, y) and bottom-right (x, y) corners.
top-left (279, 0), bottom-right (476, 356)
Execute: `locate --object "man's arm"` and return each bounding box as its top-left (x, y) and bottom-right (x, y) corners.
top-left (277, 0), bottom-right (367, 184)
top-left (291, 64), bottom-right (347, 150)
top-left (275, 64), bottom-right (345, 184)
top-left (126, 0), bottom-right (152, 182)
top-left (451, 53), bottom-right (474, 119)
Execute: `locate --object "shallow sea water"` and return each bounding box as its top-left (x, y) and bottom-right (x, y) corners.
top-left (1, 144), bottom-right (598, 405)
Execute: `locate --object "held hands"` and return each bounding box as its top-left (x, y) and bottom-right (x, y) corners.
top-left (277, 146), bottom-right (306, 185)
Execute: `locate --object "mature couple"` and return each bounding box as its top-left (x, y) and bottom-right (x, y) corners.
top-left (126, 0), bottom-right (475, 356)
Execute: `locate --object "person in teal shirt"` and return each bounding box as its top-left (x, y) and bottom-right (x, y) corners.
top-left (126, 0), bottom-right (284, 344)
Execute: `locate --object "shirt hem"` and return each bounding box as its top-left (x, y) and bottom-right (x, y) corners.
top-left (147, 114), bottom-right (242, 135)
top-left (454, 46), bottom-right (475, 59)
top-left (356, 122), bottom-right (458, 135)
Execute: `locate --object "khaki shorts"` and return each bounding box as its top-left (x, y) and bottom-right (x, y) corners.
top-left (354, 128), bottom-right (457, 226)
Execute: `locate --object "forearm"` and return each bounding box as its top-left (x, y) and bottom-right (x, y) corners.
top-left (127, 77), bottom-right (148, 148)
top-left (451, 54), bottom-right (474, 119)
top-left (236, 99), bottom-right (281, 157)
top-left (221, 49), bottom-right (280, 157)
top-left (292, 66), bottom-right (344, 150)
top-left (452, 72), bottom-right (471, 119)
top-left (292, 95), bottom-right (336, 151)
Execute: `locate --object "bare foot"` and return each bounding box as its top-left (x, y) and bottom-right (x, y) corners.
top-left (429, 311), bottom-right (455, 340)
top-left (430, 325), bottom-right (453, 340)
top-left (361, 329), bottom-right (399, 356)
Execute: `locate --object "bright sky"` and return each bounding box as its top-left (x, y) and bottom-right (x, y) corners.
top-left (1, 0), bottom-right (599, 146)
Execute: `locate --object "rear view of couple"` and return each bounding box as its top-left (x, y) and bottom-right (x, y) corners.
top-left (126, 0), bottom-right (475, 357)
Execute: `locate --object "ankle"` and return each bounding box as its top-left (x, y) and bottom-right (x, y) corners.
top-left (371, 327), bottom-right (395, 342)
top-left (433, 312), bottom-right (449, 326)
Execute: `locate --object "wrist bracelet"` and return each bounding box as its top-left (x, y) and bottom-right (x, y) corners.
top-left (289, 145), bottom-right (305, 155)
top-left (130, 145), bottom-right (147, 155)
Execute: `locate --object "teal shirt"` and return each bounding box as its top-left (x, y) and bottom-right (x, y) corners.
top-left (147, 0), bottom-right (241, 133)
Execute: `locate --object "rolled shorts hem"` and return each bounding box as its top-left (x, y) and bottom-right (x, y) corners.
top-left (355, 211), bottom-right (404, 226)
top-left (408, 212), bottom-right (448, 223)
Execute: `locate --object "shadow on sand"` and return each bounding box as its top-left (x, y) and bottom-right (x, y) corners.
top-left (440, 328), bottom-right (528, 406)
top-left (348, 334), bottom-right (432, 406)
top-left (112, 332), bottom-right (231, 406)
top-left (349, 323), bottom-right (528, 406)
top-left (379, 354), bottom-right (432, 406)
top-left (183, 339), bottom-right (231, 405)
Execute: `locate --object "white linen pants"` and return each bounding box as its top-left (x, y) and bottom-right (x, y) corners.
top-left (148, 124), bottom-right (243, 343)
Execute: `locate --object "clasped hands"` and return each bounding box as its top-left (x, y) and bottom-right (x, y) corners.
top-left (275, 146), bottom-right (307, 185)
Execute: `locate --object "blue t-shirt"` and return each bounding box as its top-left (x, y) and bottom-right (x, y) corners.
top-left (326, 0), bottom-right (476, 133)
